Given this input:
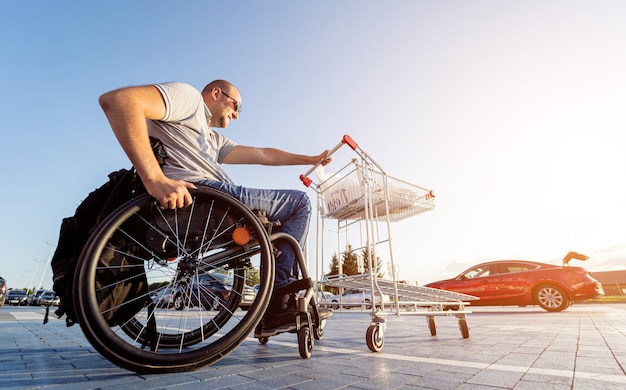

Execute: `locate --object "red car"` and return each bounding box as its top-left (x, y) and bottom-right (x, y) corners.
top-left (424, 260), bottom-right (604, 312)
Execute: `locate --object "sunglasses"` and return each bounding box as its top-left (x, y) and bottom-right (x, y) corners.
top-left (220, 90), bottom-right (242, 113)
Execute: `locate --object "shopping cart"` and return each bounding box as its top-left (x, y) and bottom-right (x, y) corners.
top-left (300, 135), bottom-right (478, 352)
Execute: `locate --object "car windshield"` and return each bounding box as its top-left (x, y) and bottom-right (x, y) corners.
top-left (11, 290), bottom-right (27, 295)
top-left (208, 272), bottom-right (233, 285)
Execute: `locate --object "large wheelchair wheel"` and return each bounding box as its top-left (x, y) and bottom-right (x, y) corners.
top-left (73, 186), bottom-right (274, 373)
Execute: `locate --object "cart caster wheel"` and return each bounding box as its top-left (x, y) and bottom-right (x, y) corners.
top-left (458, 318), bottom-right (470, 339)
top-left (427, 317), bottom-right (437, 336)
top-left (298, 327), bottom-right (313, 359)
top-left (366, 324), bottom-right (384, 352)
top-left (258, 337), bottom-right (269, 345)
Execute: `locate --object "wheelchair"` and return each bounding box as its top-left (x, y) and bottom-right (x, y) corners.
top-left (72, 185), bottom-right (326, 373)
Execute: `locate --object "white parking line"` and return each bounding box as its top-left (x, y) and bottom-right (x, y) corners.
top-left (9, 311), bottom-right (45, 320)
top-left (257, 338), bottom-right (626, 385)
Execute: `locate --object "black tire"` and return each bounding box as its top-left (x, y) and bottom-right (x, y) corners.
top-left (534, 284), bottom-right (570, 312)
top-left (209, 295), bottom-right (221, 311)
top-left (73, 186), bottom-right (274, 373)
top-left (366, 324), bottom-right (384, 352)
top-left (298, 327), bottom-right (313, 359)
top-left (173, 293), bottom-right (185, 311)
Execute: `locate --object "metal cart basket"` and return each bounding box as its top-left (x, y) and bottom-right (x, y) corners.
top-left (300, 135), bottom-right (478, 352)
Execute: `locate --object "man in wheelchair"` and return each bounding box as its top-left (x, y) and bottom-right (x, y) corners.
top-left (99, 79), bottom-right (331, 337)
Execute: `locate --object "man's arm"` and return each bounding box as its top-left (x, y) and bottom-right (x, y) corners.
top-left (222, 145), bottom-right (330, 166)
top-left (99, 85), bottom-right (195, 209)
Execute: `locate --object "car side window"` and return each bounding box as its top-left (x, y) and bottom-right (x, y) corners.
top-left (505, 264), bottom-right (534, 273)
top-left (463, 266), bottom-right (490, 279)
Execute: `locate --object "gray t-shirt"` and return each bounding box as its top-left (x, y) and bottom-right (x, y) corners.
top-left (147, 82), bottom-right (237, 184)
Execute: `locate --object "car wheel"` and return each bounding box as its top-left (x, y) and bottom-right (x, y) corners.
top-left (331, 300), bottom-right (339, 310)
top-left (210, 296), bottom-right (224, 311)
top-left (174, 294), bottom-right (185, 311)
top-left (535, 284), bottom-right (570, 312)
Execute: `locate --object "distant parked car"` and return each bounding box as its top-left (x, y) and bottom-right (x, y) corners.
top-left (173, 272), bottom-right (256, 311)
top-left (7, 289), bottom-right (29, 306)
top-left (209, 272), bottom-right (256, 310)
top-left (152, 286), bottom-right (176, 308)
top-left (36, 291), bottom-right (59, 306)
top-left (424, 260), bottom-right (604, 312)
top-left (0, 277), bottom-right (6, 307)
top-left (329, 288), bottom-right (390, 309)
top-left (30, 290), bottom-right (57, 306)
top-left (29, 289), bottom-right (46, 306)
top-left (316, 291), bottom-right (333, 304)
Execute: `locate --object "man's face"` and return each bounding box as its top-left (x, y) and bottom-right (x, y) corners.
top-left (210, 88), bottom-right (241, 128)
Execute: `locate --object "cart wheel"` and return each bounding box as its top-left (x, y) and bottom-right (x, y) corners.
top-left (258, 337), bottom-right (269, 345)
top-left (298, 327), bottom-right (313, 359)
top-left (427, 317), bottom-right (437, 336)
top-left (366, 324), bottom-right (384, 352)
top-left (458, 318), bottom-right (470, 339)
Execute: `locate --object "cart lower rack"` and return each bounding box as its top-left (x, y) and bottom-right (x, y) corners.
top-left (323, 274), bottom-right (479, 343)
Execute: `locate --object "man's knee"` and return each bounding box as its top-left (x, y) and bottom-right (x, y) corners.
top-left (295, 191), bottom-right (311, 214)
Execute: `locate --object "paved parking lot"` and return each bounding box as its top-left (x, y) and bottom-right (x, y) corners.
top-left (0, 303), bottom-right (625, 389)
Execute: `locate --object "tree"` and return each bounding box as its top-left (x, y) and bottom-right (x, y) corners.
top-left (361, 247), bottom-right (385, 278)
top-left (327, 244), bottom-right (360, 276)
top-left (325, 244), bottom-right (360, 294)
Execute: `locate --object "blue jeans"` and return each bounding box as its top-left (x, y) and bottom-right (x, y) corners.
top-left (199, 181), bottom-right (311, 289)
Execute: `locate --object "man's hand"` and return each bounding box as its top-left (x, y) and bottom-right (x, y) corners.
top-left (143, 177), bottom-right (197, 209)
top-left (318, 150), bottom-right (332, 166)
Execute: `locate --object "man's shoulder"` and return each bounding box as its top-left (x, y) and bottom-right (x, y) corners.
top-left (154, 82), bottom-right (203, 120)
top-left (155, 81), bottom-right (200, 95)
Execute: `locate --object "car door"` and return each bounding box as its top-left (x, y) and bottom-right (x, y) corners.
top-left (456, 264), bottom-right (503, 302)
top-left (489, 262), bottom-right (534, 303)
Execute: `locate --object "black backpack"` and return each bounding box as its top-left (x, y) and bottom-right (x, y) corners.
top-left (46, 138), bottom-right (166, 327)
top-left (47, 168), bottom-right (147, 326)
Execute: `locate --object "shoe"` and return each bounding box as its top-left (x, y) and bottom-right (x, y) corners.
top-left (255, 309), bottom-right (297, 338)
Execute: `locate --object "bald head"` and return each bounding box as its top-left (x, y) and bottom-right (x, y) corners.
top-left (202, 80), bottom-right (239, 96)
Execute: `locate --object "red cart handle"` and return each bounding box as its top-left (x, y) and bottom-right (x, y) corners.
top-left (300, 134), bottom-right (358, 187)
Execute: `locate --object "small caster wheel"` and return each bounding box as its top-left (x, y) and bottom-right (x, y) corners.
top-left (427, 316), bottom-right (437, 336)
top-left (298, 327), bottom-right (313, 359)
top-left (366, 324), bottom-right (384, 352)
top-left (258, 337), bottom-right (269, 345)
top-left (313, 323), bottom-right (324, 340)
top-left (458, 318), bottom-right (470, 339)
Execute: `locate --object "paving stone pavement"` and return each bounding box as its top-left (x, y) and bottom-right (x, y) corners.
top-left (0, 303), bottom-right (625, 389)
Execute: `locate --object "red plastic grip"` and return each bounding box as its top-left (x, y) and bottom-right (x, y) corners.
top-left (342, 134), bottom-right (358, 150)
top-left (300, 175), bottom-right (312, 187)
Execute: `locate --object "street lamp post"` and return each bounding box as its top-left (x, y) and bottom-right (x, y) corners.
top-left (28, 264), bottom-right (39, 291)
top-left (32, 258), bottom-right (46, 290)
top-left (37, 242), bottom-right (56, 290)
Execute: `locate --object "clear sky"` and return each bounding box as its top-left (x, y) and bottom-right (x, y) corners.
top-left (2, 1), bottom-right (625, 291)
